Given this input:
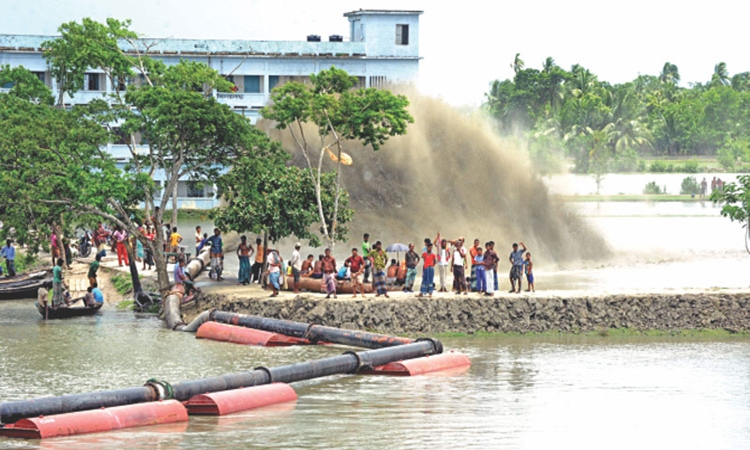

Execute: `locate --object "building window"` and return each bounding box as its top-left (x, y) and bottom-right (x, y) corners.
top-left (86, 73), bottom-right (101, 91)
top-left (369, 76), bottom-right (387, 89)
top-left (187, 181), bottom-right (205, 198)
top-left (396, 24), bottom-right (409, 45)
top-left (1, 81), bottom-right (13, 89)
top-left (269, 75), bottom-right (280, 92)
top-left (244, 75), bottom-right (261, 93)
top-left (32, 72), bottom-right (45, 84)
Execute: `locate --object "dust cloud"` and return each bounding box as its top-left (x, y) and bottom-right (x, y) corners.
top-left (260, 88), bottom-right (610, 267)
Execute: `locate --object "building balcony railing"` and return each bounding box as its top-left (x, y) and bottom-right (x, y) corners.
top-left (215, 92), bottom-right (267, 108)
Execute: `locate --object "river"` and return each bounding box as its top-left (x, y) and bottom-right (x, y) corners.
top-left (0, 300), bottom-right (749, 449)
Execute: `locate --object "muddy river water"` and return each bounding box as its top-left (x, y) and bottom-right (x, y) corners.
top-left (0, 301), bottom-right (748, 449)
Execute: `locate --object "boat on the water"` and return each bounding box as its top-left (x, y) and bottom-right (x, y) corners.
top-left (35, 300), bottom-right (102, 319)
top-left (0, 271), bottom-right (52, 300)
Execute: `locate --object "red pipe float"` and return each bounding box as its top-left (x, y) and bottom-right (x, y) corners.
top-left (0, 400), bottom-right (187, 439)
top-left (185, 383), bottom-right (297, 416)
top-left (360, 351), bottom-right (471, 376)
top-left (196, 321), bottom-right (321, 347)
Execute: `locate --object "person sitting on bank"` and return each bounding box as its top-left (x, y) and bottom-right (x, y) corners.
top-left (311, 254), bottom-right (324, 279)
top-left (396, 259), bottom-right (407, 286)
top-left (386, 259), bottom-right (399, 285)
top-left (336, 262), bottom-right (350, 281)
top-left (300, 254), bottom-right (315, 277)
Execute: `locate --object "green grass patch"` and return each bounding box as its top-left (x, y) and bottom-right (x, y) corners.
top-left (111, 273), bottom-right (133, 295)
top-left (116, 300), bottom-right (135, 310)
top-left (14, 252), bottom-right (41, 273)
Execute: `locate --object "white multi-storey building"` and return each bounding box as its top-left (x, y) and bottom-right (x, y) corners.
top-left (0, 9), bottom-right (422, 208)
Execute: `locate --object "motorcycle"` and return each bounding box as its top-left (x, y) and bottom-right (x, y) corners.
top-left (78, 230), bottom-right (93, 258)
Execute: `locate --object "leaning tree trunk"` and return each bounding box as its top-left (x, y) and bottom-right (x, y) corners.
top-left (171, 183), bottom-right (178, 226)
top-left (123, 238), bottom-right (143, 297)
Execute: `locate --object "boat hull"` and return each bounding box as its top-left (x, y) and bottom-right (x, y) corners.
top-left (35, 302), bottom-right (102, 319)
top-left (0, 272), bottom-right (52, 300)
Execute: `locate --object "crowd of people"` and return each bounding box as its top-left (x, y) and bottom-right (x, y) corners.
top-left (212, 232), bottom-right (537, 298)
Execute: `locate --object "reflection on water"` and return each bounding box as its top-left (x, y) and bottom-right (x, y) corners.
top-left (1, 300), bottom-right (750, 449)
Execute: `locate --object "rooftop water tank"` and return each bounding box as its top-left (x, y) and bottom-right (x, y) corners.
top-left (307, 35), bottom-right (321, 42)
top-left (329, 35), bottom-right (343, 42)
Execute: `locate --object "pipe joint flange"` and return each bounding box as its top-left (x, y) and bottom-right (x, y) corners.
top-left (416, 337), bottom-right (444, 354)
top-left (253, 366), bottom-right (274, 384)
top-left (302, 323), bottom-right (318, 342)
top-left (344, 351), bottom-right (372, 373)
top-left (144, 378), bottom-right (174, 400)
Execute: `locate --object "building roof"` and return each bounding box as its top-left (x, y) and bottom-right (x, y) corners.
top-left (344, 9), bottom-right (423, 17)
top-left (0, 34), bottom-right (375, 58)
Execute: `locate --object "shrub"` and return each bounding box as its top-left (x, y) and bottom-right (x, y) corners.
top-left (649, 160), bottom-right (674, 173)
top-left (111, 273), bottom-right (133, 295)
top-left (643, 181), bottom-right (666, 195)
top-left (637, 159), bottom-right (647, 172)
top-left (678, 160), bottom-right (700, 173)
top-left (680, 176), bottom-right (700, 195)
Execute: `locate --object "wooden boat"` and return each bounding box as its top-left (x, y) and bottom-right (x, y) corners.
top-left (0, 271), bottom-right (52, 300)
top-left (35, 300), bottom-right (103, 319)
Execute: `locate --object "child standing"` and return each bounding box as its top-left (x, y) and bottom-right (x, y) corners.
top-left (474, 247), bottom-right (486, 294)
top-left (524, 252), bottom-right (535, 292)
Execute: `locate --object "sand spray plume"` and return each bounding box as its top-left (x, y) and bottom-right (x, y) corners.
top-left (260, 87), bottom-right (610, 267)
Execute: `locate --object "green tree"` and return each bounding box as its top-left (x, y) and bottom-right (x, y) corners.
top-left (712, 176), bottom-right (750, 247)
top-left (262, 66), bottom-right (413, 248)
top-left (3, 19), bottom-right (273, 299)
top-left (212, 150), bottom-right (353, 246)
top-left (711, 62), bottom-right (730, 88)
top-left (659, 62), bottom-right (680, 85)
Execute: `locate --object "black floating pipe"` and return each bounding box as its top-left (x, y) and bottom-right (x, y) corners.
top-left (0, 387), bottom-right (158, 426)
top-left (0, 340), bottom-right (441, 425)
top-left (209, 310), bottom-right (413, 349)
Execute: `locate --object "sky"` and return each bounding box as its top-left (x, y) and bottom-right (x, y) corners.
top-left (3, 0), bottom-right (749, 107)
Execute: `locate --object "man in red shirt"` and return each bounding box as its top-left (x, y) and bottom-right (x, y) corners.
top-left (345, 248), bottom-right (366, 298)
top-left (418, 241), bottom-right (437, 297)
top-left (321, 248), bottom-right (337, 299)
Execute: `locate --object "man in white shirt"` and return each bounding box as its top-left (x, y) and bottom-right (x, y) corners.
top-left (267, 249), bottom-right (282, 297)
top-left (290, 243), bottom-right (302, 294)
top-left (450, 238), bottom-right (468, 295)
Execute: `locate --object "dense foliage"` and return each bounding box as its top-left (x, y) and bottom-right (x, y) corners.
top-left (485, 56), bottom-right (750, 173)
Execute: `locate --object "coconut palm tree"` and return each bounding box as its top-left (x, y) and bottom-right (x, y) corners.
top-left (711, 62), bottom-right (730, 87)
top-left (659, 62), bottom-right (680, 85)
top-left (511, 53), bottom-right (525, 74)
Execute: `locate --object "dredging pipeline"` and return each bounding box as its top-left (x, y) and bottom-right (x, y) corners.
top-left (189, 310), bottom-right (413, 349)
top-left (0, 339), bottom-right (442, 424)
top-left (163, 248), bottom-right (212, 330)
